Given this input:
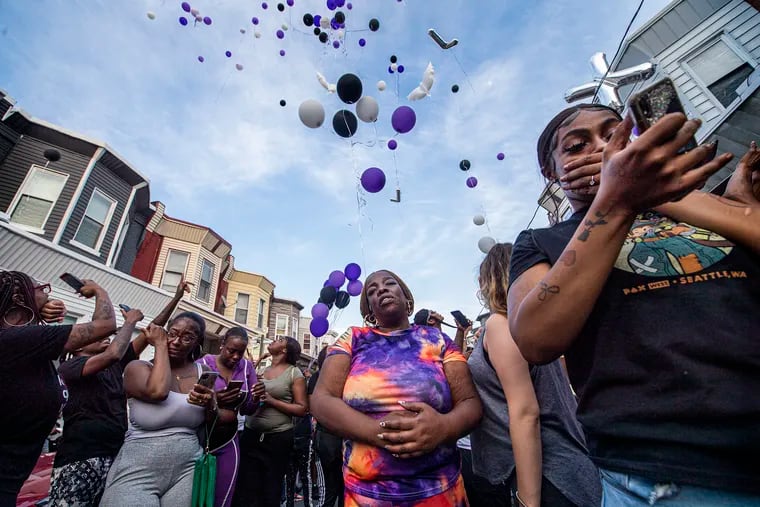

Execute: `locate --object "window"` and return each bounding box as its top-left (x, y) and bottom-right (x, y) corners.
top-left (685, 37), bottom-right (755, 108)
top-left (257, 298), bottom-right (266, 329)
top-left (9, 166), bottom-right (68, 231)
top-left (275, 314), bottom-right (288, 337)
top-left (235, 293), bottom-right (250, 324)
top-left (161, 249), bottom-right (189, 293)
top-left (303, 333), bottom-right (311, 352)
top-left (197, 259), bottom-right (214, 303)
top-left (72, 188), bottom-right (116, 251)
top-left (291, 317), bottom-right (299, 339)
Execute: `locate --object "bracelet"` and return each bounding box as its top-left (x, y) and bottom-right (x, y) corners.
top-left (515, 491), bottom-right (528, 507)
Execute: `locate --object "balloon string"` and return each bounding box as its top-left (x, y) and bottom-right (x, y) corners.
top-left (452, 51), bottom-right (476, 94)
top-left (347, 136), bottom-right (368, 274)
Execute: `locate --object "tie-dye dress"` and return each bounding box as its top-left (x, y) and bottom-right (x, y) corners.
top-left (327, 325), bottom-right (469, 506)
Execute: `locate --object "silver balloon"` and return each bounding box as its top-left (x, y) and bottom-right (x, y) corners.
top-left (355, 96), bottom-right (379, 123)
top-left (478, 236), bottom-right (496, 254)
top-left (235, 63), bottom-right (244, 71)
top-left (320, 17), bottom-right (330, 29)
top-left (473, 215), bottom-right (485, 226)
top-left (298, 99), bottom-right (325, 129)
top-left (377, 80), bottom-right (387, 92)
top-left (146, 11), bottom-right (156, 20)
top-left (254, 30), bottom-right (262, 38)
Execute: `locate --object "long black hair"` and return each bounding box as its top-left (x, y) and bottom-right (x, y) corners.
top-left (224, 326), bottom-right (249, 344)
top-left (169, 311), bottom-right (206, 360)
top-left (0, 271), bottom-right (42, 326)
top-left (283, 336), bottom-right (301, 366)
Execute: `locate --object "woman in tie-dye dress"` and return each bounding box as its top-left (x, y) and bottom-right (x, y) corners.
top-left (311, 270), bottom-right (483, 506)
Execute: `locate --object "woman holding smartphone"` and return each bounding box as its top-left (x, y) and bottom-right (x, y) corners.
top-left (197, 327), bottom-right (259, 507)
top-left (508, 103), bottom-right (760, 505)
top-left (0, 272), bottom-right (116, 506)
top-left (100, 312), bottom-right (220, 506)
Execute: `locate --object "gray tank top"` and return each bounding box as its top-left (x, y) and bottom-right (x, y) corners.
top-left (246, 365), bottom-right (303, 433)
top-left (468, 331), bottom-right (601, 507)
top-left (125, 362), bottom-right (206, 441)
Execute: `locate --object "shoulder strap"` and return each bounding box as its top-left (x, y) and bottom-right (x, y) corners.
top-left (196, 362), bottom-right (203, 378)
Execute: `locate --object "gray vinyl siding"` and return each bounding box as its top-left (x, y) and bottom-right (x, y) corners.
top-left (0, 135), bottom-right (89, 241)
top-left (114, 205), bottom-right (150, 274)
top-left (61, 160), bottom-right (132, 261)
top-left (0, 123), bottom-right (18, 166)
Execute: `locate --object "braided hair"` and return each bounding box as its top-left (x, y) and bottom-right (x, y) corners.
top-left (0, 271), bottom-right (42, 326)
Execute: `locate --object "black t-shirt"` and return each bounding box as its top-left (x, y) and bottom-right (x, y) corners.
top-left (509, 209), bottom-right (760, 493)
top-left (0, 324), bottom-right (71, 498)
top-left (54, 345), bottom-right (138, 467)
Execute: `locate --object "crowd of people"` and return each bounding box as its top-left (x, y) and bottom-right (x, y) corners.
top-left (2, 104), bottom-right (760, 507)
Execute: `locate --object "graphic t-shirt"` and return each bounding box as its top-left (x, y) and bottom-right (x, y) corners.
top-left (327, 325), bottom-right (465, 502)
top-left (54, 345), bottom-right (138, 467)
top-left (0, 324), bottom-right (71, 498)
top-left (509, 209), bottom-right (760, 493)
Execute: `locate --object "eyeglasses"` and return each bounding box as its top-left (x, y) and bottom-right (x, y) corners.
top-left (34, 283), bottom-right (51, 294)
top-left (168, 329), bottom-right (197, 345)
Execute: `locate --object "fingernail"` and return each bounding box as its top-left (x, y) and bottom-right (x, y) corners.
top-left (398, 400), bottom-right (406, 405)
top-left (377, 433), bottom-right (384, 440)
top-left (392, 454), bottom-right (400, 458)
top-left (379, 422), bottom-right (386, 428)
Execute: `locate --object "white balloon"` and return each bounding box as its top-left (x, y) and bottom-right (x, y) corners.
top-left (254, 30), bottom-right (262, 38)
top-left (478, 236), bottom-right (496, 254)
top-left (298, 99), bottom-right (326, 129)
top-left (377, 80), bottom-right (387, 91)
top-left (235, 63), bottom-right (244, 71)
top-left (473, 215), bottom-right (485, 226)
top-left (190, 7), bottom-right (199, 16)
top-left (390, 63), bottom-right (398, 72)
top-left (146, 11), bottom-right (156, 20)
top-left (337, 29), bottom-right (345, 39)
top-left (282, 23), bottom-right (289, 30)
top-left (320, 17), bottom-right (330, 29)
top-left (407, 62), bottom-right (435, 101)
top-left (240, 28), bottom-right (246, 34)
top-left (355, 96), bottom-right (379, 123)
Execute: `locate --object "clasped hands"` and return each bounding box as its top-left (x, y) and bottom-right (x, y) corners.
top-left (376, 401), bottom-right (450, 459)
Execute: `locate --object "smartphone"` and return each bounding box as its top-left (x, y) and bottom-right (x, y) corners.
top-left (118, 304), bottom-right (131, 312)
top-left (450, 310), bottom-right (471, 328)
top-left (226, 380), bottom-right (244, 391)
top-left (59, 273), bottom-right (85, 292)
top-left (198, 372), bottom-right (219, 389)
top-left (627, 78), bottom-right (698, 153)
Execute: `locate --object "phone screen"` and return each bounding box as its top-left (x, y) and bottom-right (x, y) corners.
top-left (198, 372), bottom-right (219, 389)
top-left (59, 273), bottom-right (84, 292)
top-left (450, 310), bottom-right (470, 327)
top-left (226, 380), bottom-right (244, 391)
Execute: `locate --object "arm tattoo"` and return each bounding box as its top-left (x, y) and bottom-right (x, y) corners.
top-left (92, 296), bottom-right (114, 321)
top-left (68, 322), bottom-right (95, 350)
top-left (578, 211), bottom-right (609, 242)
top-left (537, 281), bottom-right (560, 301)
top-left (559, 250), bottom-right (577, 267)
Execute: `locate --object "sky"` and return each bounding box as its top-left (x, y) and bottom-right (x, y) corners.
top-left (0, 0), bottom-right (672, 338)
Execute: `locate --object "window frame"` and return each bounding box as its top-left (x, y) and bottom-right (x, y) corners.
top-left (160, 249), bottom-right (190, 293)
top-left (680, 33), bottom-right (758, 112)
top-left (235, 292), bottom-right (250, 325)
top-left (70, 187), bottom-right (117, 255)
top-left (257, 298), bottom-right (266, 329)
top-left (8, 165), bottom-right (70, 234)
top-left (196, 259), bottom-right (215, 303)
top-left (275, 313), bottom-right (289, 338)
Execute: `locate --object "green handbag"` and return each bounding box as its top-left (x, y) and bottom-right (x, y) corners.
top-left (191, 416), bottom-right (218, 507)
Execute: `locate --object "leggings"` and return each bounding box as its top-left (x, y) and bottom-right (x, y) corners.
top-left (232, 427), bottom-right (294, 507)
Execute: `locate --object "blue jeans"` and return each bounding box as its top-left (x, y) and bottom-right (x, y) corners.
top-left (601, 468), bottom-right (760, 506)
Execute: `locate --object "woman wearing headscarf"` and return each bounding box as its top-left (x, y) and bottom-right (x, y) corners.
top-left (311, 270), bottom-right (482, 506)
top-left (233, 336), bottom-right (308, 507)
top-left (509, 104), bottom-right (760, 505)
top-left (197, 326), bottom-right (259, 507)
top-left (100, 312), bottom-right (218, 506)
top-left (0, 271), bottom-right (116, 506)
top-left (469, 243), bottom-right (600, 507)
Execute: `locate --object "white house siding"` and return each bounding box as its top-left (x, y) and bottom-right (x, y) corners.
top-left (193, 246), bottom-right (223, 309)
top-left (150, 237), bottom-right (201, 290)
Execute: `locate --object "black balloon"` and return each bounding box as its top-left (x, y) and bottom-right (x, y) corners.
top-left (317, 296), bottom-right (334, 310)
top-left (459, 159), bottom-right (471, 171)
top-left (332, 110), bottom-right (358, 138)
top-left (451, 84), bottom-right (460, 93)
top-left (335, 290), bottom-right (350, 309)
top-left (319, 32), bottom-right (328, 43)
top-left (369, 18), bottom-right (380, 31)
top-left (280, 99), bottom-right (286, 107)
top-left (390, 54), bottom-right (397, 63)
top-left (43, 149), bottom-right (61, 162)
top-left (320, 286), bottom-right (337, 305)
top-left (337, 73), bottom-right (362, 104)
top-left (303, 13), bottom-right (314, 26)
top-left (335, 11), bottom-right (345, 23)
top-left (277, 3), bottom-right (285, 11)
top-left (314, 27), bottom-right (321, 35)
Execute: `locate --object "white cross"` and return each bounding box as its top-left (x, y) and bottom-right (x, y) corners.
top-left (564, 52), bottom-right (656, 111)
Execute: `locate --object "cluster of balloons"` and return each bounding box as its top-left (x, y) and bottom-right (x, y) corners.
top-left (301, 0), bottom-right (357, 48)
top-left (310, 263), bottom-right (363, 338)
top-left (387, 54), bottom-right (405, 75)
top-left (179, 2), bottom-right (212, 26)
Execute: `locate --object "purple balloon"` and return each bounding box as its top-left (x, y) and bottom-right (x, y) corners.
top-left (361, 167), bottom-right (386, 193)
top-left (388, 65), bottom-right (394, 74)
top-left (311, 303), bottom-right (329, 319)
top-left (326, 0), bottom-right (336, 10)
top-left (331, 19), bottom-right (339, 30)
top-left (398, 65), bottom-right (405, 73)
top-left (358, 38), bottom-right (366, 47)
top-left (203, 16), bottom-right (212, 25)
top-left (287, 0), bottom-right (295, 5)
top-left (262, 2), bottom-right (268, 8)
top-left (279, 49), bottom-right (286, 56)
top-left (197, 55), bottom-right (204, 62)
top-left (336, 0), bottom-right (345, 6)
top-left (328, 270), bottom-right (346, 288)
top-left (225, 50), bottom-right (232, 57)
top-left (632, 125), bottom-right (640, 136)
top-left (497, 152), bottom-right (505, 160)
top-left (466, 176), bottom-right (478, 188)
top-left (347, 279), bottom-right (363, 297)
top-left (344, 262), bottom-right (361, 281)
top-left (391, 106), bottom-right (416, 134)
top-left (313, 15), bottom-right (321, 26)
top-left (387, 139), bottom-right (398, 150)
top-left (346, 2), bottom-right (352, 9)
top-left (251, 16), bottom-right (259, 24)
top-left (310, 317), bottom-right (329, 338)
top-left (276, 29), bottom-right (285, 39)
top-left (181, 2), bottom-right (191, 12)
top-left (332, 40), bottom-right (340, 48)
top-left (179, 16), bottom-right (189, 25)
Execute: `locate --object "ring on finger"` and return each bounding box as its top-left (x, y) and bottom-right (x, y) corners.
top-left (589, 175), bottom-right (596, 186)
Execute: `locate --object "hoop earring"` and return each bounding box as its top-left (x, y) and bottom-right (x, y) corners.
top-left (365, 314), bottom-right (377, 326)
top-left (406, 301), bottom-right (413, 317)
top-left (3, 304), bottom-right (36, 327)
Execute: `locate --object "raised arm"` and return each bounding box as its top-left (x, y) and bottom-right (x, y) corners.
top-left (130, 278), bottom-right (191, 356)
top-left (80, 308), bottom-right (144, 376)
top-left (509, 114), bottom-right (732, 363)
top-left (311, 354), bottom-right (385, 448)
top-left (487, 314), bottom-right (542, 507)
top-left (124, 324), bottom-right (171, 402)
top-left (64, 280), bottom-right (118, 352)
